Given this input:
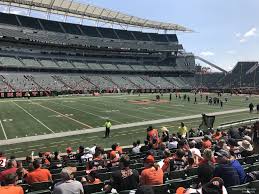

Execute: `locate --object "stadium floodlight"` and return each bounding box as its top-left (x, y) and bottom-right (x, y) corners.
top-left (0, 0), bottom-right (193, 32)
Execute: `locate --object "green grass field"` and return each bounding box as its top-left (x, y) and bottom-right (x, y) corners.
top-left (0, 93), bottom-right (259, 157)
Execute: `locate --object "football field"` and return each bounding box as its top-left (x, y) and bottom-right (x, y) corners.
top-left (0, 93), bottom-right (258, 157)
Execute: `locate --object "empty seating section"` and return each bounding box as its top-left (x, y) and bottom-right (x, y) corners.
top-left (0, 12), bottom-right (19, 26)
top-left (130, 65), bottom-right (146, 71)
top-left (159, 66), bottom-right (175, 71)
top-left (115, 29), bottom-right (135, 40)
top-left (39, 19), bottom-right (64, 33)
top-left (0, 56), bottom-right (24, 67)
top-left (116, 64), bottom-right (133, 71)
top-left (86, 75), bottom-right (114, 90)
top-left (0, 28), bottom-right (28, 39)
top-left (87, 62), bottom-right (104, 70)
top-left (3, 74), bottom-right (37, 91)
top-left (0, 78), bottom-right (12, 92)
top-left (22, 58), bottom-right (42, 67)
top-left (32, 75), bottom-right (65, 91)
top-left (72, 61), bottom-right (89, 69)
top-left (61, 23), bottom-right (82, 35)
top-left (56, 60), bottom-right (74, 69)
top-left (109, 75), bottom-right (137, 89)
top-left (98, 28), bottom-right (118, 39)
top-left (18, 16), bottom-right (42, 30)
top-left (80, 26), bottom-right (101, 37)
top-left (39, 59), bottom-right (58, 68)
top-left (144, 65), bottom-right (160, 71)
top-left (127, 76), bottom-right (154, 89)
top-left (132, 31), bottom-right (151, 41)
top-left (164, 77), bottom-right (193, 89)
top-left (148, 77), bottom-right (174, 88)
top-left (101, 63), bottom-right (118, 70)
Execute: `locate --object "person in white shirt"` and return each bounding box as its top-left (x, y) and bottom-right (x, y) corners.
top-left (167, 136), bottom-right (178, 149)
top-left (132, 142), bottom-right (140, 154)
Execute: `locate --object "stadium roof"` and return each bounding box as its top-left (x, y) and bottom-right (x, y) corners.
top-left (0, 0), bottom-right (192, 32)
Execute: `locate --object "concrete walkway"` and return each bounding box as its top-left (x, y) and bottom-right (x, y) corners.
top-left (0, 108), bottom-right (248, 146)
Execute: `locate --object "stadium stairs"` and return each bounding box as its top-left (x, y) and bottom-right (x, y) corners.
top-left (51, 75), bottom-right (73, 90)
top-left (122, 77), bottom-right (141, 89)
top-left (1, 75), bottom-right (15, 91)
top-left (102, 76), bottom-right (120, 89)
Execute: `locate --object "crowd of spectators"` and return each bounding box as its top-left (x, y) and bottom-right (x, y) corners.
top-left (0, 122), bottom-right (259, 194)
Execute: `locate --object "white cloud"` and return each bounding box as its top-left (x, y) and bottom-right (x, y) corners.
top-left (200, 51), bottom-right (215, 57)
top-left (244, 27), bottom-right (257, 38)
top-left (237, 27), bottom-right (257, 43)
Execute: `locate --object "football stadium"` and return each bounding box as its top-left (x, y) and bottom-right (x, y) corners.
top-left (0, 0), bottom-right (259, 194)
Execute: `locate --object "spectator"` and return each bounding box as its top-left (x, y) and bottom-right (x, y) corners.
top-left (212, 129), bottom-right (222, 141)
top-left (111, 155), bottom-right (139, 192)
top-left (202, 135), bottom-right (212, 149)
top-left (170, 149), bottom-right (187, 171)
top-left (161, 149), bottom-right (173, 172)
top-left (140, 140), bottom-right (149, 153)
top-left (146, 125), bottom-right (159, 143)
top-left (161, 127), bottom-right (169, 142)
top-left (52, 151), bottom-right (61, 161)
top-left (25, 159), bottom-right (52, 184)
top-left (132, 142), bottom-right (140, 154)
top-left (115, 143), bottom-right (123, 155)
top-left (76, 146), bottom-right (85, 163)
top-left (140, 155), bottom-right (163, 185)
top-left (214, 150), bottom-right (240, 187)
top-left (16, 168), bottom-right (27, 184)
top-left (81, 147), bottom-right (93, 163)
top-left (177, 122), bottom-right (188, 139)
top-left (189, 140), bottom-right (201, 164)
top-left (238, 140), bottom-right (254, 157)
top-left (167, 135), bottom-right (178, 149)
top-left (136, 140), bottom-right (141, 149)
top-left (88, 150), bottom-right (105, 171)
top-left (214, 139), bottom-right (229, 153)
top-left (0, 152), bottom-right (7, 168)
top-left (186, 157), bottom-right (197, 169)
top-left (65, 147), bottom-right (75, 160)
top-left (198, 149), bottom-right (216, 166)
top-left (228, 127), bottom-right (242, 140)
top-left (229, 156), bottom-right (246, 184)
top-left (0, 159), bottom-right (17, 182)
top-left (53, 167), bottom-right (83, 194)
top-left (81, 171), bottom-right (101, 185)
top-left (0, 173), bottom-right (24, 194)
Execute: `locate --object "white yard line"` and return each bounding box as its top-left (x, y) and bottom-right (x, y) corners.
top-left (0, 120), bottom-right (7, 140)
top-left (35, 103), bottom-right (93, 128)
top-left (13, 102), bottom-right (55, 134)
top-left (0, 108), bottom-right (250, 146)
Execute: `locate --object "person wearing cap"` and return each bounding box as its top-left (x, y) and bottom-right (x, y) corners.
top-left (0, 173), bottom-right (24, 194)
top-left (111, 155), bottom-right (139, 192)
top-left (0, 159), bottom-right (17, 182)
top-left (238, 140), bottom-right (254, 157)
top-left (65, 147), bottom-right (75, 160)
top-left (25, 159), bottom-right (52, 184)
top-left (214, 150), bottom-right (240, 187)
top-left (104, 120), bottom-right (112, 138)
top-left (177, 122), bottom-right (188, 139)
top-left (140, 155), bottom-right (163, 185)
top-left (53, 167), bottom-right (83, 194)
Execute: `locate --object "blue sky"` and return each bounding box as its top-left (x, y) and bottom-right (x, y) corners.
top-left (1, 0), bottom-right (259, 71)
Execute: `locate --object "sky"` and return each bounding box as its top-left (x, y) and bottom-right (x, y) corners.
top-left (1, 0), bottom-right (259, 71)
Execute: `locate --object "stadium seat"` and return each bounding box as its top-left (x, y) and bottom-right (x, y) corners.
top-left (30, 181), bottom-right (52, 191)
top-left (248, 163), bottom-right (259, 172)
top-left (245, 155), bottom-right (257, 165)
top-left (186, 167), bottom-right (198, 177)
top-left (83, 182), bottom-right (104, 194)
top-left (166, 178), bottom-right (193, 193)
top-left (27, 190), bottom-right (52, 194)
top-left (98, 172), bottom-right (113, 182)
top-left (170, 169), bottom-right (187, 179)
top-left (227, 183), bottom-right (250, 194)
top-left (19, 183), bottom-right (30, 193)
top-left (151, 184), bottom-right (170, 194)
top-left (74, 170), bottom-right (86, 177)
top-left (119, 190), bottom-right (136, 194)
top-left (248, 180), bottom-right (259, 192)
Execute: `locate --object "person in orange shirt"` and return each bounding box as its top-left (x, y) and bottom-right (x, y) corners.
top-left (212, 129), bottom-right (222, 141)
top-left (25, 159), bottom-right (52, 184)
top-left (140, 155), bottom-right (164, 185)
top-left (0, 173), bottom-right (24, 194)
top-left (115, 143), bottom-right (123, 155)
top-left (202, 135), bottom-right (212, 149)
top-left (147, 126), bottom-right (159, 143)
